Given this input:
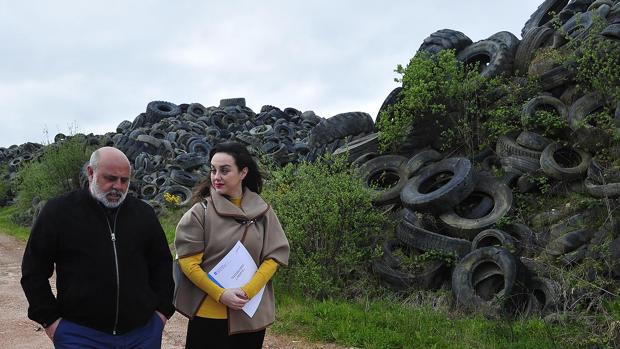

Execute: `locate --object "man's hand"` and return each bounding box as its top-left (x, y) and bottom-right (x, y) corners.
top-left (44, 318), bottom-right (61, 341)
top-left (219, 288), bottom-right (249, 310)
top-left (155, 311), bottom-right (167, 326)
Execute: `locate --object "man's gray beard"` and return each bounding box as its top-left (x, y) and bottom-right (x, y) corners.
top-left (89, 175), bottom-right (128, 208)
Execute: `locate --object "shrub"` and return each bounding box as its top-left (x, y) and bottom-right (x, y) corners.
top-left (262, 155), bottom-right (389, 299)
top-left (569, 14), bottom-right (620, 102)
top-left (522, 109), bottom-right (569, 139)
top-left (15, 137), bottom-right (93, 212)
top-left (378, 50), bottom-right (540, 155)
top-left (0, 165), bottom-right (11, 205)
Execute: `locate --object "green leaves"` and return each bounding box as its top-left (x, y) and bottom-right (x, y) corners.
top-left (262, 155), bottom-right (388, 299)
top-left (378, 49), bottom-right (541, 155)
top-left (15, 137), bottom-right (92, 211)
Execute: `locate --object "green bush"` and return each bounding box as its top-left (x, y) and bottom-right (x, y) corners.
top-left (378, 49), bottom-right (540, 155)
top-left (522, 109), bottom-right (569, 139)
top-left (15, 137), bottom-right (93, 211)
top-left (568, 14), bottom-right (620, 102)
top-left (0, 165), bottom-right (11, 204)
top-left (262, 155), bottom-right (389, 299)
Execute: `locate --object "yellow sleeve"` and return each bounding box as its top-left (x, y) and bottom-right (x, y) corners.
top-left (178, 253), bottom-right (225, 303)
top-left (241, 259), bottom-right (279, 299)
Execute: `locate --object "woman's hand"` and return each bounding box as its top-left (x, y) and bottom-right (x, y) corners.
top-left (219, 288), bottom-right (249, 310)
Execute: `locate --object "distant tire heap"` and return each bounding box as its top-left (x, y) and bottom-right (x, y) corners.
top-left (108, 100), bottom-right (375, 209)
top-left (369, 0), bottom-right (620, 317)
top-left (0, 142), bottom-right (44, 206)
top-left (0, 98), bottom-right (376, 210)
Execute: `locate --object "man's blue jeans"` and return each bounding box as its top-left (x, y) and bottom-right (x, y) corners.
top-left (53, 313), bottom-right (164, 349)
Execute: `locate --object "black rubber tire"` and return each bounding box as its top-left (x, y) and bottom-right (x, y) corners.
top-left (524, 276), bottom-right (561, 316)
top-left (548, 213), bottom-right (586, 242)
top-left (539, 63), bottom-right (576, 91)
top-left (601, 23), bottom-right (620, 39)
top-left (249, 125), bottom-right (274, 138)
top-left (146, 101), bottom-right (181, 123)
top-left (559, 7), bottom-right (608, 42)
top-left (520, 257), bottom-right (551, 278)
top-left (418, 29), bottom-right (473, 55)
top-left (116, 121), bottom-right (132, 134)
top-left (175, 153), bottom-right (208, 171)
top-left (456, 39), bottom-right (514, 78)
top-left (219, 98), bottom-right (246, 108)
top-left (514, 26), bottom-right (555, 76)
top-left (405, 149), bottom-right (442, 178)
top-left (170, 169), bottom-right (199, 187)
top-left (567, 92), bottom-right (606, 131)
top-left (496, 134), bottom-right (543, 161)
top-left (187, 103), bottom-right (209, 118)
top-left (471, 229), bottom-right (517, 254)
top-left (308, 112), bottom-right (374, 147)
top-left (131, 113), bottom-right (146, 130)
top-left (452, 191), bottom-right (495, 220)
top-left (521, 95), bottom-right (568, 131)
top-left (584, 177), bottom-right (620, 198)
top-left (540, 142), bottom-right (592, 180)
top-left (504, 223), bottom-right (540, 257)
top-left (188, 139), bottom-right (212, 155)
top-left (372, 257), bottom-right (446, 291)
top-left (546, 228), bottom-right (595, 256)
top-left (358, 155), bottom-right (409, 206)
top-left (452, 246), bottom-right (526, 313)
top-left (500, 156), bottom-right (541, 175)
top-left (274, 124), bottom-right (295, 139)
top-left (381, 239), bottom-right (409, 269)
top-left (396, 220), bottom-right (472, 259)
top-left (399, 207), bottom-right (419, 226)
top-left (516, 131), bottom-right (552, 151)
top-left (333, 133), bottom-right (379, 163)
top-left (351, 152), bottom-right (378, 167)
top-left (487, 31), bottom-right (520, 57)
top-left (558, 244), bottom-right (588, 266)
top-left (140, 184), bottom-right (158, 200)
top-left (521, 0), bottom-right (571, 37)
top-left (438, 172), bottom-right (513, 240)
top-left (584, 159), bottom-right (620, 197)
top-left (136, 134), bottom-right (163, 149)
top-left (154, 175), bottom-right (171, 188)
top-left (401, 157), bottom-right (475, 215)
top-left (375, 87), bottom-right (403, 129)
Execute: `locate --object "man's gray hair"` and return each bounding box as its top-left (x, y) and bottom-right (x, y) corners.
top-left (89, 149), bottom-right (101, 172)
top-left (88, 147), bottom-right (132, 173)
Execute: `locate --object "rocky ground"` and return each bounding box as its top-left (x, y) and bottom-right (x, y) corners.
top-left (0, 232), bottom-right (348, 349)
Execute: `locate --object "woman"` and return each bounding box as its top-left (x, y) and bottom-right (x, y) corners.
top-left (174, 141), bottom-right (290, 348)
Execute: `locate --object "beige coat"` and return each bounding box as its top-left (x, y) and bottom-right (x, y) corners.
top-left (174, 187), bottom-right (290, 334)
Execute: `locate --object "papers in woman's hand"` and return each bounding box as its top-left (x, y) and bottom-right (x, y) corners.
top-left (208, 241), bottom-right (265, 317)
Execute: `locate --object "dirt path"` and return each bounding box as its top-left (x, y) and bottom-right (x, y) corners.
top-left (0, 233), bottom-right (348, 349)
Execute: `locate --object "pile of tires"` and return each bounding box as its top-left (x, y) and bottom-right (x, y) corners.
top-left (0, 97), bottom-right (378, 211)
top-left (370, 0), bottom-right (620, 318)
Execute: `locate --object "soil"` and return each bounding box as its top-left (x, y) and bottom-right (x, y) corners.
top-left (0, 233), bottom-right (350, 349)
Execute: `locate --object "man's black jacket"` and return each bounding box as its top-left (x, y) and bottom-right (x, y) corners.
top-left (21, 189), bottom-right (175, 334)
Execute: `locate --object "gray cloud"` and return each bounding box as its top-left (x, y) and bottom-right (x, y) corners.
top-left (0, 0), bottom-right (542, 147)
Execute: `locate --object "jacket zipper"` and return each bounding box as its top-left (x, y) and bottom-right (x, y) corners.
top-left (105, 210), bottom-right (121, 335)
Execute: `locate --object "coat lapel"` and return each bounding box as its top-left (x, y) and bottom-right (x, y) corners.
top-left (210, 187), bottom-right (269, 220)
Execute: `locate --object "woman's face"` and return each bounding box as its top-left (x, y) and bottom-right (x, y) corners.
top-left (210, 152), bottom-right (248, 198)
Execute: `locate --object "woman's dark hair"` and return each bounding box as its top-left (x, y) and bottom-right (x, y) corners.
top-left (191, 141), bottom-right (263, 204)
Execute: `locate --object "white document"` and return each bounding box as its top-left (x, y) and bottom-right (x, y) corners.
top-left (208, 241), bottom-right (265, 317)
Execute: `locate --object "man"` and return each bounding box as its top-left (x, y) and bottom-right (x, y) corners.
top-left (21, 147), bottom-right (175, 348)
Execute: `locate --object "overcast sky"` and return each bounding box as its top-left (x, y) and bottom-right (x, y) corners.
top-left (0, 0), bottom-right (543, 148)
